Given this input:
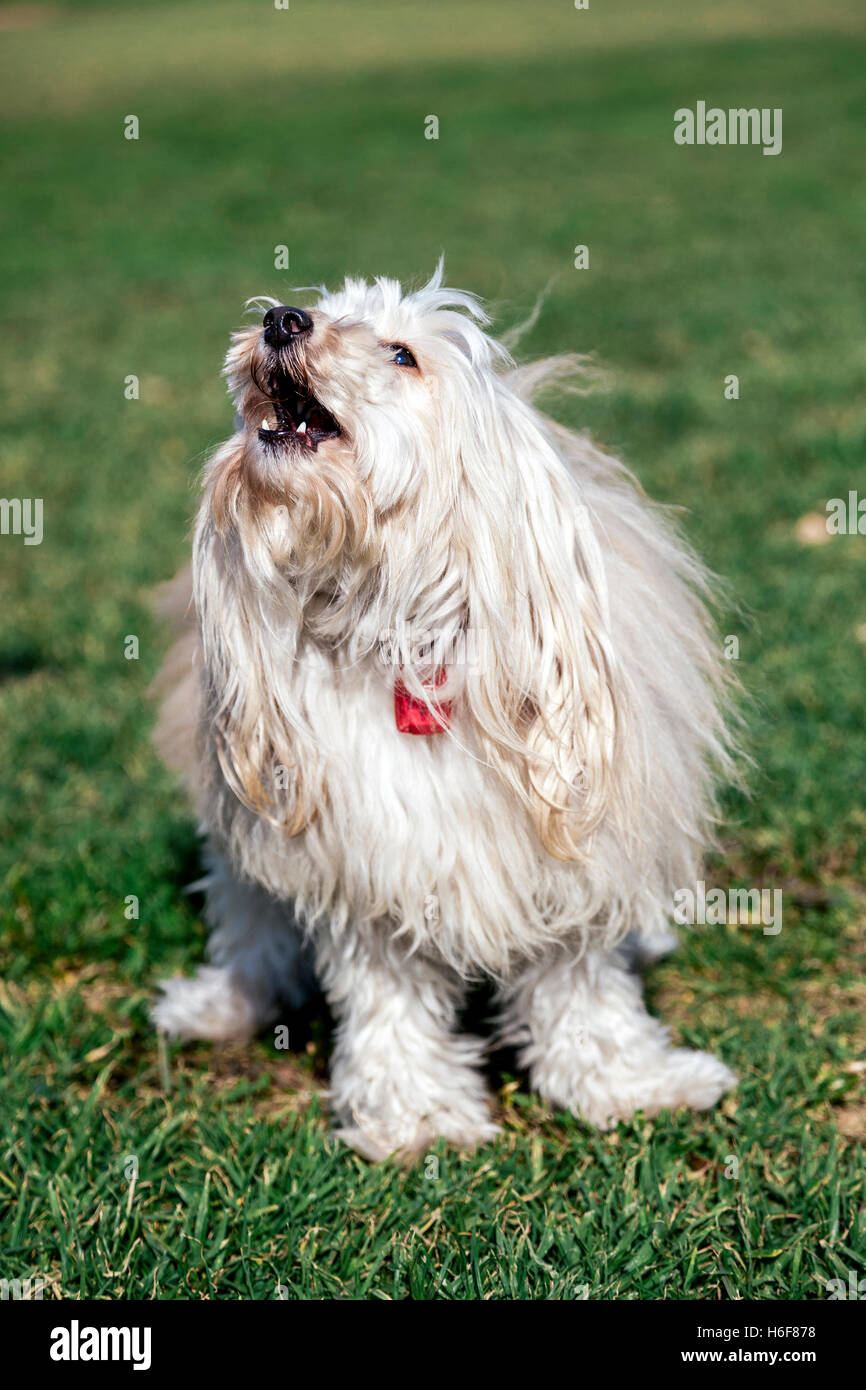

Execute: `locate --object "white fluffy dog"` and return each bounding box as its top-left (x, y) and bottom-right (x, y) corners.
top-left (152, 266), bottom-right (737, 1159)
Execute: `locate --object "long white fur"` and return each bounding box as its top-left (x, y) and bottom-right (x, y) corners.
top-left (152, 265), bottom-right (737, 1158)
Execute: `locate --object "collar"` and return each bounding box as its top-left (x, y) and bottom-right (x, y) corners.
top-left (394, 668), bottom-right (451, 734)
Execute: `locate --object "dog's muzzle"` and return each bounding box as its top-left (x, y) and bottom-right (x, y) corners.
top-left (256, 307), bottom-right (341, 452)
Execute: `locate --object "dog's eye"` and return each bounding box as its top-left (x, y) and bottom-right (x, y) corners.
top-left (389, 344), bottom-right (417, 369)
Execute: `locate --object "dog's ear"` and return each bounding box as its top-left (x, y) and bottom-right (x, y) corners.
top-left (458, 386), bottom-right (626, 862)
top-left (192, 440), bottom-right (321, 836)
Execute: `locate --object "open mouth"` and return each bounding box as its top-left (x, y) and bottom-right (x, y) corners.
top-left (257, 369), bottom-right (341, 451)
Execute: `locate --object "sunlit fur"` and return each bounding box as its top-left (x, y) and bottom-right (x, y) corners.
top-left (152, 265), bottom-right (738, 1159)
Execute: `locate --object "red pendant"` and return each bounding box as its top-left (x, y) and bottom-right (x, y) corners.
top-left (394, 668), bottom-right (451, 735)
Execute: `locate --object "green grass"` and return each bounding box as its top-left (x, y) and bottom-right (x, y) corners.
top-left (1, 0), bottom-right (864, 1299)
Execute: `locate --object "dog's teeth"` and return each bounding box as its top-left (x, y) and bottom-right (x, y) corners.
top-left (261, 417), bottom-right (269, 430)
top-left (297, 420), bottom-right (307, 434)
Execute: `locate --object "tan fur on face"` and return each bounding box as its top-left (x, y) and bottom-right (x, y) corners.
top-left (215, 316), bottom-right (377, 570)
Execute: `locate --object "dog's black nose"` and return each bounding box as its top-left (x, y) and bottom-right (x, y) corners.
top-left (263, 305), bottom-right (312, 347)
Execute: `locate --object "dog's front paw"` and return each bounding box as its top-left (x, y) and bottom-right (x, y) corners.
top-left (565, 1048), bottom-right (736, 1130)
top-left (335, 1105), bottom-right (501, 1162)
top-left (152, 965), bottom-right (269, 1042)
top-left (327, 1021), bottom-right (499, 1160)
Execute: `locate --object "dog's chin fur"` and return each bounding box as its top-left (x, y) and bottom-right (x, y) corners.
top-left (152, 265), bottom-right (738, 1158)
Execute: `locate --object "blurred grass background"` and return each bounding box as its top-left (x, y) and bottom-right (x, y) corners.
top-left (0, 0), bottom-right (864, 1299)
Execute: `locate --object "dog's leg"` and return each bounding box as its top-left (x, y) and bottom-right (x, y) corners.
top-left (152, 851), bottom-right (315, 1042)
top-left (501, 945), bottom-right (735, 1128)
top-left (315, 929), bottom-right (499, 1160)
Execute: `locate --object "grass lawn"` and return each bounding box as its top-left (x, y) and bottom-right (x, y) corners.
top-left (1, 0), bottom-right (864, 1299)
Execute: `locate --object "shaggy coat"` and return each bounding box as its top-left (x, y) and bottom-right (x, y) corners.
top-left (153, 268), bottom-right (737, 1158)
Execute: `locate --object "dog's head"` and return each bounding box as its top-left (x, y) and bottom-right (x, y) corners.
top-left (211, 264), bottom-right (514, 575)
top-left (199, 267), bottom-right (633, 857)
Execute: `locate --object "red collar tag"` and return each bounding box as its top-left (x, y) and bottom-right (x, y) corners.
top-left (394, 668), bottom-right (451, 735)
